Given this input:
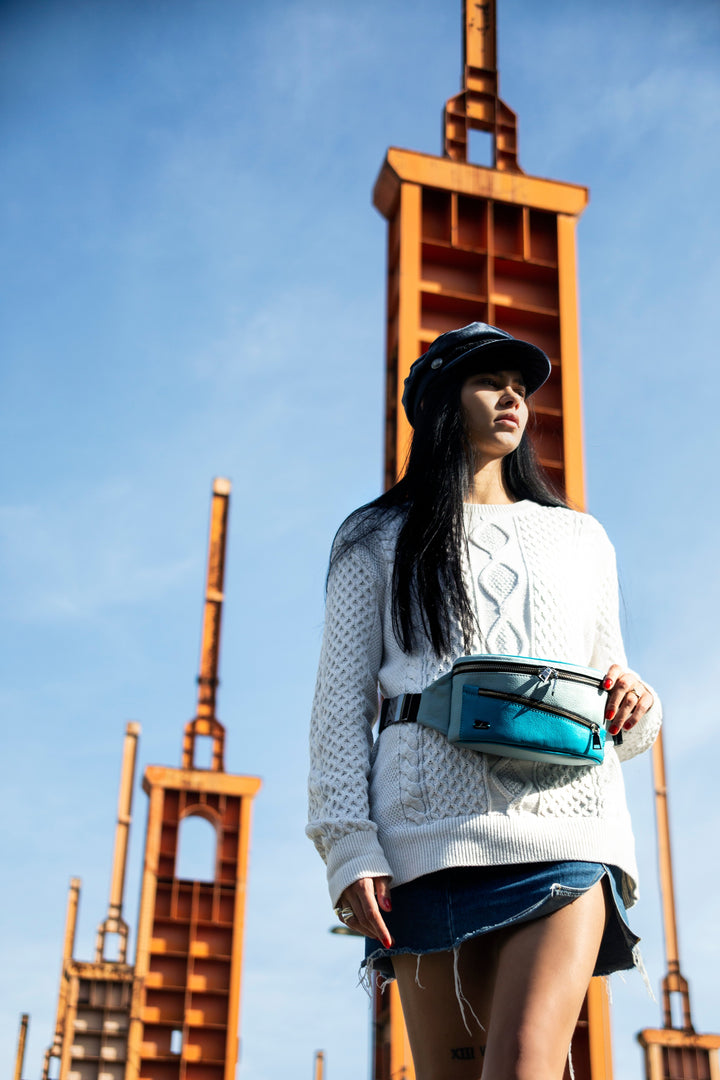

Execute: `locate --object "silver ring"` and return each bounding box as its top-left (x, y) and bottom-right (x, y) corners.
top-left (632, 685), bottom-right (644, 698)
top-left (334, 906), bottom-right (354, 922)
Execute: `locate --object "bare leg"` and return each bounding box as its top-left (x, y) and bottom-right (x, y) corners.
top-left (391, 880), bottom-right (608, 1080)
top-left (482, 879), bottom-right (608, 1080)
top-left (393, 935), bottom-right (499, 1080)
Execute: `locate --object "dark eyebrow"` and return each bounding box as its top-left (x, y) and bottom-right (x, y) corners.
top-left (465, 369), bottom-right (526, 386)
top-left (487, 370), bottom-right (526, 386)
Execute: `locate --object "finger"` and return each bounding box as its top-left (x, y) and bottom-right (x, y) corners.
top-left (334, 897), bottom-right (357, 927)
top-left (375, 877), bottom-right (392, 913)
top-left (337, 898), bottom-right (372, 938)
top-left (609, 686), bottom-right (650, 735)
top-left (604, 670), bottom-right (638, 725)
top-left (344, 903), bottom-right (381, 943)
top-left (602, 665), bottom-right (623, 727)
top-left (357, 886), bottom-right (393, 945)
top-left (602, 664), bottom-right (623, 693)
top-left (610, 696), bottom-right (636, 733)
top-left (338, 884), bottom-right (370, 935)
top-left (618, 689), bottom-right (652, 732)
top-left (358, 901), bottom-right (392, 947)
top-left (348, 879), bottom-right (393, 947)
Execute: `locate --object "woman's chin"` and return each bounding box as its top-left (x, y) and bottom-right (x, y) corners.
top-left (473, 433), bottom-right (523, 460)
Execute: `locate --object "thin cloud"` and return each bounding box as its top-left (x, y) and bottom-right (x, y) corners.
top-left (0, 492), bottom-right (196, 623)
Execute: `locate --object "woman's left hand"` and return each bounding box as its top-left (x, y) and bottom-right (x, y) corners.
top-left (602, 664), bottom-right (654, 737)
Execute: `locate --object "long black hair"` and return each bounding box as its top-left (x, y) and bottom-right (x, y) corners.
top-left (331, 361), bottom-right (568, 658)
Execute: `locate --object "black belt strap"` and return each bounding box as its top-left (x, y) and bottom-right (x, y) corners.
top-left (378, 693), bottom-right (422, 734)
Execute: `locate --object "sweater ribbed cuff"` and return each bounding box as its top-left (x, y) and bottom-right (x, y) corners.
top-left (326, 829), bottom-right (394, 908)
top-left (615, 682), bottom-right (662, 761)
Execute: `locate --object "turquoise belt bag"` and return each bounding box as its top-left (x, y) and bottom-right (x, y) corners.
top-left (415, 654), bottom-right (611, 767)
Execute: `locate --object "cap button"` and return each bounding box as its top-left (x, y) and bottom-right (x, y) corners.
top-left (430, 358), bottom-right (443, 370)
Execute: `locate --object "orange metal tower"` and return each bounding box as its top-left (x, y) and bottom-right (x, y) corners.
top-left (42, 878), bottom-right (81, 1080)
top-left (374, 0), bottom-right (587, 507)
top-left (126, 478), bottom-right (261, 1080)
top-left (42, 720), bottom-right (140, 1080)
top-left (370, 3), bottom-right (610, 1078)
top-left (14, 1014), bottom-right (29, 1080)
top-left (637, 734), bottom-right (720, 1080)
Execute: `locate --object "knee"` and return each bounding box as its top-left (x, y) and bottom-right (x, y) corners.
top-left (486, 1031), bottom-right (565, 1080)
top-left (512, 1055), bottom-right (559, 1080)
top-left (414, 1062), bottom-right (484, 1080)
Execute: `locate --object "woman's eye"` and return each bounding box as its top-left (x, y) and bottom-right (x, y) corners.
top-left (469, 376), bottom-right (525, 394)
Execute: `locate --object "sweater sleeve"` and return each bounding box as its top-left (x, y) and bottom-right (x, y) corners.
top-left (306, 540), bottom-right (394, 906)
top-left (586, 517), bottom-right (662, 761)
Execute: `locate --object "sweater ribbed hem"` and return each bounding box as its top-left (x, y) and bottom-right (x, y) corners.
top-left (326, 829), bottom-right (394, 907)
top-left (379, 814), bottom-right (639, 906)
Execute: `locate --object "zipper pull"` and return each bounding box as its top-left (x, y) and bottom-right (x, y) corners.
top-left (538, 667), bottom-right (558, 694)
top-left (592, 725), bottom-right (601, 749)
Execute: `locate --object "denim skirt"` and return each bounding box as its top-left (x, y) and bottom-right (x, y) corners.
top-left (363, 861), bottom-right (639, 980)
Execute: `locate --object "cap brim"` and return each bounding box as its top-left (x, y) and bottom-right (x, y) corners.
top-left (447, 338), bottom-right (551, 396)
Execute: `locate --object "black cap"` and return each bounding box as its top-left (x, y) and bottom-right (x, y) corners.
top-left (402, 322), bottom-right (552, 427)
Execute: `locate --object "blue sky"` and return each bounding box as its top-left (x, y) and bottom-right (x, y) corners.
top-left (1, 2), bottom-right (719, 1079)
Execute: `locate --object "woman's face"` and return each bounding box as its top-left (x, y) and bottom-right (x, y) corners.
top-left (460, 368), bottom-right (528, 460)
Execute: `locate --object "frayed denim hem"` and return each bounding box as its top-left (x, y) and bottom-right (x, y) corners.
top-left (361, 862), bottom-right (649, 1033)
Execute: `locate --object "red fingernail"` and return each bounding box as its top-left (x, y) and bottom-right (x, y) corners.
top-left (605, 707), bottom-right (615, 720)
top-left (603, 677), bottom-right (613, 690)
top-left (609, 724), bottom-right (619, 735)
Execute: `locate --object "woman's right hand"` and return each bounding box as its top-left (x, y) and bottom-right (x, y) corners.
top-left (338, 876), bottom-right (393, 948)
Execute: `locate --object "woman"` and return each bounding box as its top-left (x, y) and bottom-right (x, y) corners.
top-left (307, 322), bottom-right (660, 1080)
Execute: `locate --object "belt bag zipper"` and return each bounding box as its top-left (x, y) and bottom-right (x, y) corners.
top-left (468, 686), bottom-right (603, 749)
top-left (453, 659), bottom-right (603, 689)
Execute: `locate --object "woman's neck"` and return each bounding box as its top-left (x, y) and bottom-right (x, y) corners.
top-left (466, 459), bottom-right (514, 505)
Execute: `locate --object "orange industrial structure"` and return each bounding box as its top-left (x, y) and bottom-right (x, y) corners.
top-left (371, 2), bottom-right (602, 1077)
top-left (638, 735), bottom-right (720, 1080)
top-left (41, 720), bottom-right (138, 1080)
top-left (374, 0), bottom-right (587, 510)
top-left (313, 1050), bottom-right (325, 1080)
top-left (126, 478), bottom-right (261, 1080)
top-left (30, 479), bottom-right (260, 1080)
top-left (14, 1015), bottom-right (29, 1080)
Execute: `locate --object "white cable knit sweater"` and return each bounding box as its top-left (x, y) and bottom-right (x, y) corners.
top-left (307, 501), bottom-right (661, 909)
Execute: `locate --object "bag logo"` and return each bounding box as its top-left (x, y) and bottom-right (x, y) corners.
top-left (473, 720), bottom-right (491, 730)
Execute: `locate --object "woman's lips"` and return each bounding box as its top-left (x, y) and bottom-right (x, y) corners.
top-left (495, 414), bottom-right (519, 427)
